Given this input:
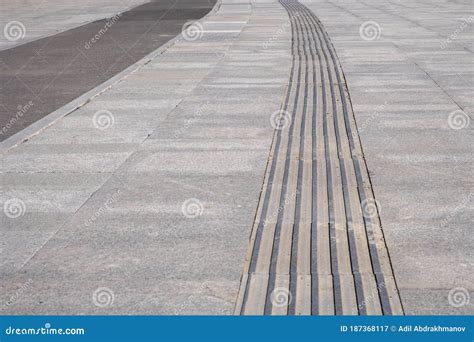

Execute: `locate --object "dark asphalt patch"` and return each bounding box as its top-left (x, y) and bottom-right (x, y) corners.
top-left (0, 0), bottom-right (216, 141)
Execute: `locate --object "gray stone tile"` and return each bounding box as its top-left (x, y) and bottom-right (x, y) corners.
top-left (303, 0), bottom-right (474, 315)
top-left (400, 288), bottom-right (474, 315)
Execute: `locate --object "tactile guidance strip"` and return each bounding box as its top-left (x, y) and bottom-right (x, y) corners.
top-left (234, 0), bottom-right (403, 315)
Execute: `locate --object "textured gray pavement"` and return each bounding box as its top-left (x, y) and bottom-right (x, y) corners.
top-left (0, 0), bottom-right (473, 315)
top-left (236, 0), bottom-right (403, 316)
top-left (0, 0), bottom-right (148, 50)
top-left (0, 0), bottom-right (217, 141)
top-left (0, 0), bottom-right (292, 314)
top-left (301, 0), bottom-right (473, 314)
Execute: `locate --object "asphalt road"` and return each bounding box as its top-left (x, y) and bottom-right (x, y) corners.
top-left (0, 0), bottom-right (216, 141)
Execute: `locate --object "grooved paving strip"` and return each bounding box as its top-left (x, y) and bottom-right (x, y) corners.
top-left (234, 0), bottom-right (403, 316)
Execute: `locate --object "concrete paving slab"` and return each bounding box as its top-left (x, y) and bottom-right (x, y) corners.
top-left (0, 0), bottom-right (218, 141)
top-left (302, 0), bottom-right (473, 314)
top-left (0, 0), bottom-right (471, 316)
top-left (400, 288), bottom-right (474, 315)
top-left (0, 0), bottom-right (292, 315)
top-left (0, 0), bottom-right (149, 50)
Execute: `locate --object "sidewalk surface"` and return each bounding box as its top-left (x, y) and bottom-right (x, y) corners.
top-left (0, 0), bottom-right (217, 140)
top-left (1, 0), bottom-right (473, 315)
top-left (302, 0), bottom-right (473, 314)
top-left (0, 0), bottom-right (148, 50)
